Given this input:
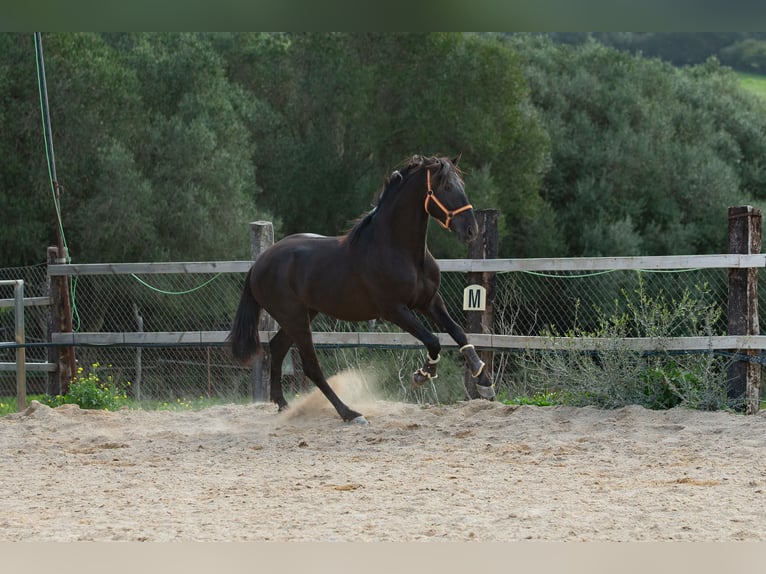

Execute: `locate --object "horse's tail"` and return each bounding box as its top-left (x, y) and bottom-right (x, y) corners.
top-left (227, 268), bottom-right (262, 364)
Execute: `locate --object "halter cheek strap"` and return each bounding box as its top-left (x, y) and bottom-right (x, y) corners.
top-left (424, 169), bottom-right (473, 230)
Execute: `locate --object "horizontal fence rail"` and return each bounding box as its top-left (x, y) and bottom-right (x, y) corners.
top-left (0, 362), bottom-right (56, 372)
top-left (47, 331), bottom-right (766, 352)
top-left (437, 254), bottom-right (766, 272)
top-left (48, 261), bottom-right (251, 276)
top-left (46, 253), bottom-right (766, 277)
top-left (0, 296), bottom-right (52, 309)
top-left (39, 254), bottom-right (766, 357)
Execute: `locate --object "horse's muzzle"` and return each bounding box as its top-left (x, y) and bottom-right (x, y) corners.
top-left (453, 211), bottom-right (479, 243)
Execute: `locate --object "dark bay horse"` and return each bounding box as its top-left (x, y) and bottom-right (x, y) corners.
top-left (228, 154), bottom-right (495, 423)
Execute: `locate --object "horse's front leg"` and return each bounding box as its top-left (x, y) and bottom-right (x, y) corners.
top-left (425, 293), bottom-right (495, 399)
top-left (382, 305), bottom-right (442, 387)
top-left (413, 351), bottom-right (440, 386)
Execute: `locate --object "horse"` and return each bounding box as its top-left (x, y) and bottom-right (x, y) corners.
top-left (228, 154), bottom-right (495, 423)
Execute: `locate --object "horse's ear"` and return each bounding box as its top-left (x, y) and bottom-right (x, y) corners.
top-left (451, 153), bottom-right (462, 167)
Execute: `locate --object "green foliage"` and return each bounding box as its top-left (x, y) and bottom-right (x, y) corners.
top-left (508, 35), bottom-right (766, 257)
top-left (1, 33), bottom-right (263, 267)
top-left (519, 279), bottom-right (730, 411)
top-left (219, 32), bottom-right (550, 257)
top-left (0, 34), bottom-right (58, 265)
top-left (737, 71), bottom-right (766, 100)
top-left (721, 39), bottom-right (766, 73)
top-left (548, 33), bottom-right (762, 68)
top-left (0, 397), bottom-right (19, 416)
top-left (4, 32), bottom-right (766, 268)
top-left (500, 391), bottom-right (561, 407)
top-left (42, 362), bottom-right (130, 411)
top-left (641, 360), bottom-right (709, 410)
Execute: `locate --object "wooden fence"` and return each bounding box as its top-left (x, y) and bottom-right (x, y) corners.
top-left (3, 207), bottom-right (764, 413)
top-left (43, 251), bottom-right (764, 408)
top-left (3, 252), bottom-right (763, 412)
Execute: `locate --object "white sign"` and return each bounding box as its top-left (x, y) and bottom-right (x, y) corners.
top-left (463, 285), bottom-right (486, 311)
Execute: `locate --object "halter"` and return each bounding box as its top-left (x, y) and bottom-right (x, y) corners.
top-left (424, 168), bottom-right (473, 230)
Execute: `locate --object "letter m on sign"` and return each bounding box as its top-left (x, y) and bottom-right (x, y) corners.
top-left (463, 285), bottom-right (486, 311)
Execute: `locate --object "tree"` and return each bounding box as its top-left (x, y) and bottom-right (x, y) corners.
top-left (720, 38), bottom-right (766, 72)
top-left (0, 33), bottom-right (269, 267)
top-left (103, 33), bottom-right (262, 261)
top-left (0, 34), bottom-right (52, 266)
top-left (509, 36), bottom-right (766, 256)
top-left (356, 33), bottom-right (555, 258)
top-left (220, 33), bottom-right (552, 258)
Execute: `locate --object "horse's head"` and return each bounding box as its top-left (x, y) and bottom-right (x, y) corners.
top-left (420, 155), bottom-right (478, 243)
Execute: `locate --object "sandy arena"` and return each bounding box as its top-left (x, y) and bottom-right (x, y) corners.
top-left (2, 370), bottom-right (765, 542)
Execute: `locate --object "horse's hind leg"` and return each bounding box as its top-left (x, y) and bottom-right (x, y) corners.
top-left (268, 329), bottom-right (293, 411)
top-left (285, 320), bottom-right (366, 423)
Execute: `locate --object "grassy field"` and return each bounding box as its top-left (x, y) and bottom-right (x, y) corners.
top-left (737, 71), bottom-right (766, 99)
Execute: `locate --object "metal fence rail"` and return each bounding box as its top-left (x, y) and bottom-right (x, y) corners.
top-left (0, 279), bottom-right (27, 409)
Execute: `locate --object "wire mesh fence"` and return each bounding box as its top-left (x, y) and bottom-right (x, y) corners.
top-left (0, 263), bottom-right (50, 367)
top-left (479, 266), bottom-right (739, 410)
top-left (0, 259), bottom-right (761, 408)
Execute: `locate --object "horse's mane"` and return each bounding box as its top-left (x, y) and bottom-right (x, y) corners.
top-left (342, 155), bottom-right (453, 246)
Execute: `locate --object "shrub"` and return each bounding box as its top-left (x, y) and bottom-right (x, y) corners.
top-left (42, 362), bottom-right (130, 411)
top-left (519, 279), bottom-right (731, 410)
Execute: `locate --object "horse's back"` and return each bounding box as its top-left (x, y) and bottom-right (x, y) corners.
top-left (250, 231), bottom-right (442, 321)
top-left (252, 233), bottom-right (342, 282)
top-left (250, 232), bottom-right (365, 316)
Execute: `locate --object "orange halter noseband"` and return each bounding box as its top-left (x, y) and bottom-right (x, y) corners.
top-left (423, 168), bottom-right (473, 230)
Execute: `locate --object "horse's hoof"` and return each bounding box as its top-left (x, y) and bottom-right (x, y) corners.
top-left (412, 369), bottom-right (437, 388)
top-left (476, 383), bottom-right (496, 400)
top-left (349, 415), bottom-right (369, 425)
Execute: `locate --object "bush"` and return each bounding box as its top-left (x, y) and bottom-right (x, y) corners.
top-left (42, 363), bottom-right (130, 411)
top-left (720, 39), bottom-right (766, 72)
top-left (519, 279), bottom-right (730, 410)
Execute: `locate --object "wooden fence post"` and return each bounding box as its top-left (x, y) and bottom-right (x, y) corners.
top-left (463, 210), bottom-right (499, 399)
top-left (727, 205), bottom-right (761, 413)
top-left (250, 221), bottom-right (274, 402)
top-left (47, 246), bottom-right (75, 396)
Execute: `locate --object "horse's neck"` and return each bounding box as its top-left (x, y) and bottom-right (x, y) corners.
top-left (370, 179), bottom-right (430, 264)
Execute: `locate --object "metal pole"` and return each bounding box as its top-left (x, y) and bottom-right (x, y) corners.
top-left (35, 33), bottom-right (57, 185)
top-left (14, 281), bottom-right (26, 412)
top-left (35, 32), bottom-right (77, 391)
